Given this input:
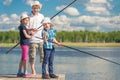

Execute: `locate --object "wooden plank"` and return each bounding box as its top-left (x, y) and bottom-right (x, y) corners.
top-left (0, 74), bottom-right (65, 80)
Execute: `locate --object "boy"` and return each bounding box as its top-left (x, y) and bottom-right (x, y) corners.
top-left (42, 17), bottom-right (63, 79)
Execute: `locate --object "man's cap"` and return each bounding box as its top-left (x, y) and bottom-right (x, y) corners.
top-left (31, 1), bottom-right (42, 7)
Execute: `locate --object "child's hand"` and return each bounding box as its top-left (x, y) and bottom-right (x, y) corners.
top-left (30, 31), bottom-right (34, 36)
top-left (57, 42), bottom-right (64, 46)
top-left (32, 28), bottom-right (38, 32)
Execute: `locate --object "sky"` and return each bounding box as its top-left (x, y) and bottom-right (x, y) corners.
top-left (0, 0), bottom-right (120, 32)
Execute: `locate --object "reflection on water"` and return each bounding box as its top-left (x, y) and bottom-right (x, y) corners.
top-left (0, 47), bottom-right (120, 80)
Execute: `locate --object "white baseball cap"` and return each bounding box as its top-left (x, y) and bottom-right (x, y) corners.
top-left (42, 17), bottom-right (51, 24)
top-left (20, 13), bottom-right (29, 20)
top-left (31, 1), bottom-right (42, 7)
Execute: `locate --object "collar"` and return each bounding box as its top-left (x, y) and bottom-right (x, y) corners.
top-left (30, 11), bottom-right (39, 17)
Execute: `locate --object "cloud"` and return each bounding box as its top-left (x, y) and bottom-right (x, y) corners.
top-left (0, 14), bottom-right (10, 24)
top-left (56, 5), bottom-right (80, 16)
top-left (0, 12), bottom-right (29, 25)
top-left (85, 0), bottom-right (113, 15)
top-left (90, 0), bottom-right (107, 3)
top-left (23, 0), bottom-right (34, 6)
top-left (52, 15), bottom-right (70, 25)
top-left (0, 12), bottom-right (119, 31)
top-left (86, 6), bottom-right (110, 15)
top-left (91, 26), bottom-right (101, 31)
top-left (52, 14), bottom-right (120, 31)
top-left (0, 13), bottom-right (20, 30)
top-left (65, 7), bottom-right (80, 16)
top-left (52, 15), bottom-right (86, 31)
top-left (3, 0), bottom-right (12, 5)
top-left (11, 14), bottom-right (19, 21)
top-left (0, 13), bottom-right (119, 31)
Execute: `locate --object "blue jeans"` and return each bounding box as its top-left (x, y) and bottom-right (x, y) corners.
top-left (42, 47), bottom-right (55, 75)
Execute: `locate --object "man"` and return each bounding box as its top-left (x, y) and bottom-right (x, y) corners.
top-left (28, 1), bottom-right (44, 75)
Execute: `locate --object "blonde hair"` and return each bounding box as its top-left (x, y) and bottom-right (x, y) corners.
top-left (32, 5), bottom-right (41, 9)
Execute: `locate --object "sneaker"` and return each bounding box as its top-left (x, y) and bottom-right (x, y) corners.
top-left (23, 73), bottom-right (32, 77)
top-left (49, 74), bottom-right (58, 78)
top-left (42, 75), bottom-right (50, 79)
top-left (17, 73), bottom-right (24, 77)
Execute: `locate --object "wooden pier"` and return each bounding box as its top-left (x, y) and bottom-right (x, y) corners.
top-left (0, 74), bottom-right (65, 80)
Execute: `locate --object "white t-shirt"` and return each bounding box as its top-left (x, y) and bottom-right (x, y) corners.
top-left (28, 12), bottom-right (44, 43)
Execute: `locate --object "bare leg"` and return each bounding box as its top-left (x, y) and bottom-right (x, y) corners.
top-left (23, 61), bottom-right (27, 74)
top-left (30, 62), bottom-right (36, 75)
top-left (18, 60), bottom-right (23, 73)
top-left (29, 43), bottom-right (37, 75)
top-left (19, 60), bottom-right (23, 70)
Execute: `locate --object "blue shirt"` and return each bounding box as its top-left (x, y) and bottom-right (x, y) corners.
top-left (19, 24), bottom-right (30, 45)
top-left (42, 27), bottom-right (56, 49)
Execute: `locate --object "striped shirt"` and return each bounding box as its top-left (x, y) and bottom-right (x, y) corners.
top-left (43, 27), bottom-right (56, 49)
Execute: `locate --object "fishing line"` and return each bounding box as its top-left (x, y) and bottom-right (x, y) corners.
top-left (35, 36), bottom-right (120, 66)
top-left (6, 0), bottom-right (77, 54)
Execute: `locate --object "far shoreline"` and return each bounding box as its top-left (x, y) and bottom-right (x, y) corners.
top-left (0, 42), bottom-right (120, 47)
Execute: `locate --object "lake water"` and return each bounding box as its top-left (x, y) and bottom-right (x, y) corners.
top-left (0, 47), bottom-right (120, 80)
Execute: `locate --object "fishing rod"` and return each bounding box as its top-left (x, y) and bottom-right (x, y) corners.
top-left (63, 45), bottom-right (120, 66)
top-left (6, 0), bottom-right (77, 54)
top-left (35, 36), bottom-right (120, 66)
top-left (6, 42), bottom-right (20, 54)
top-left (50, 0), bottom-right (77, 20)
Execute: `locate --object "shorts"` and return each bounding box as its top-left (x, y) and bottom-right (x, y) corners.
top-left (29, 43), bottom-right (44, 63)
top-left (21, 45), bottom-right (29, 61)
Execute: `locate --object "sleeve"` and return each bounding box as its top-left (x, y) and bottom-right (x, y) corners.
top-left (42, 29), bottom-right (47, 38)
top-left (21, 26), bottom-right (26, 31)
top-left (42, 30), bottom-right (44, 38)
top-left (52, 28), bottom-right (56, 37)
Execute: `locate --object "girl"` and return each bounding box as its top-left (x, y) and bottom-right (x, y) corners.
top-left (17, 14), bottom-right (32, 77)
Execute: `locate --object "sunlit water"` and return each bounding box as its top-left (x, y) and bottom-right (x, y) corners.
top-left (0, 47), bottom-right (120, 80)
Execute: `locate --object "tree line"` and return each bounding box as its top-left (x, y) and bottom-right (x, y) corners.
top-left (0, 30), bottom-right (120, 43)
